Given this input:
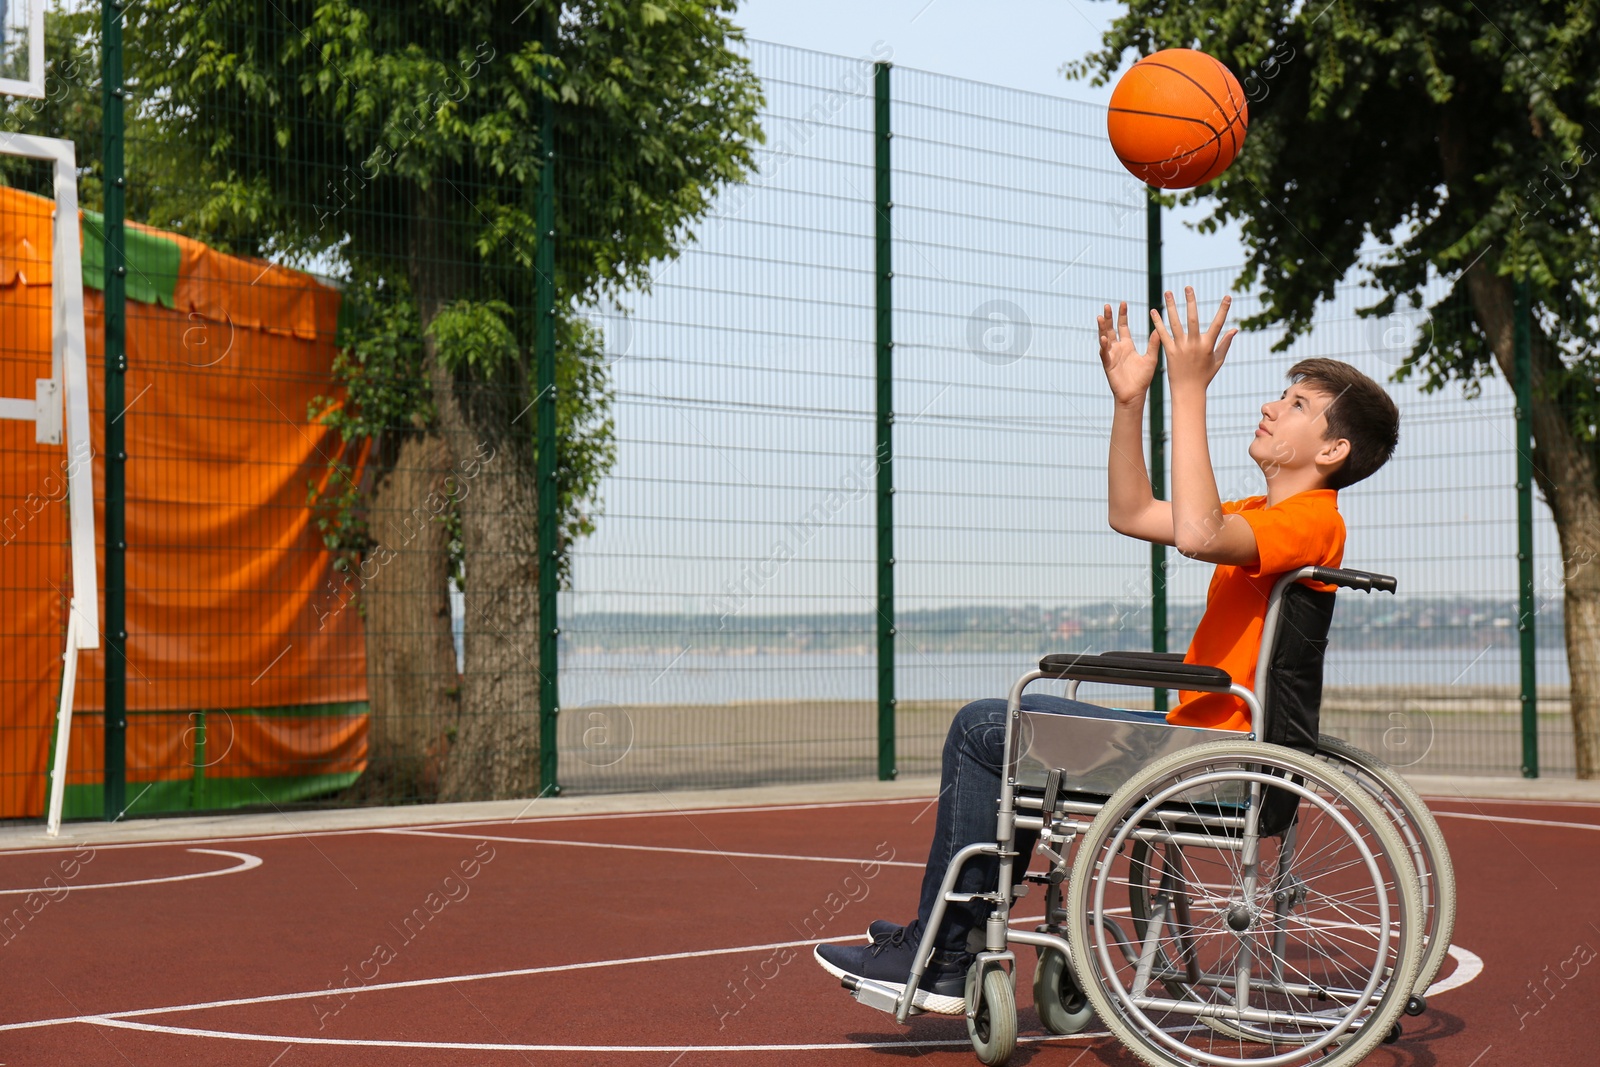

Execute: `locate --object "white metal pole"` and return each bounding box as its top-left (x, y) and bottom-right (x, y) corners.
top-left (45, 606), bottom-right (81, 837)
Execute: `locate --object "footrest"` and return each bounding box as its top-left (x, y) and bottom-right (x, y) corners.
top-left (842, 974), bottom-right (925, 1016)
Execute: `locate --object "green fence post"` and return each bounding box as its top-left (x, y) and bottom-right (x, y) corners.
top-left (101, 0), bottom-right (128, 820)
top-left (536, 28), bottom-right (561, 798)
top-left (1147, 188), bottom-right (1168, 712)
top-left (190, 710), bottom-right (206, 810)
top-left (874, 61), bottom-right (896, 781)
top-left (1514, 279), bottom-right (1537, 778)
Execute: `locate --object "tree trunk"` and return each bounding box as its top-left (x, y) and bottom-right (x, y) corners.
top-left (1556, 507), bottom-right (1600, 777)
top-left (359, 430), bottom-right (461, 801)
top-left (1460, 265), bottom-right (1600, 778)
top-left (408, 185), bottom-right (543, 802)
top-left (433, 392), bottom-right (542, 802)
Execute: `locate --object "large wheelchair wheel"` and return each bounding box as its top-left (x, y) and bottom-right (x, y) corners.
top-left (1316, 734), bottom-right (1457, 996)
top-left (1067, 741), bottom-right (1423, 1067)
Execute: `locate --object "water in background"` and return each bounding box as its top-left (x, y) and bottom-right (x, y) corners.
top-left (557, 647), bottom-right (1570, 707)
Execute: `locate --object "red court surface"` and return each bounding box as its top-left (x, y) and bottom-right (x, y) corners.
top-left (2, 790), bottom-right (1597, 1066)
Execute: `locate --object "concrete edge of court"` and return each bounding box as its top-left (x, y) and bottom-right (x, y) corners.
top-left (0, 775), bottom-right (947, 851)
top-left (4, 770), bottom-right (1599, 852)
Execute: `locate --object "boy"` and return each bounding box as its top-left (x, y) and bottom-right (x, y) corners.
top-left (813, 288), bottom-right (1401, 1013)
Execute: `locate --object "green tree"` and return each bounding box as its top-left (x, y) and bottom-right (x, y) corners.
top-left (1, 5), bottom-right (277, 250)
top-left (1, 7), bottom-right (105, 201)
top-left (3, 1), bottom-right (763, 800)
top-left (1074, 1), bottom-right (1600, 777)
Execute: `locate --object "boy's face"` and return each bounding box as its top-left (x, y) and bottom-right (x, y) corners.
top-left (1249, 382), bottom-right (1350, 482)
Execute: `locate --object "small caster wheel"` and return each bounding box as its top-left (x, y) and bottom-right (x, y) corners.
top-left (1384, 1022), bottom-right (1403, 1045)
top-left (1033, 947), bottom-right (1094, 1035)
top-left (1405, 994), bottom-right (1427, 1016)
top-left (966, 963), bottom-right (1017, 1066)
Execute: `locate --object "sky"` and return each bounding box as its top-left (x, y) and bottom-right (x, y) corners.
top-left (732, 0), bottom-right (1239, 271)
top-left (735, 0), bottom-right (1117, 102)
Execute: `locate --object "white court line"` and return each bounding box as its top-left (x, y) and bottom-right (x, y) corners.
top-left (1420, 795), bottom-right (1600, 809)
top-left (380, 827), bottom-right (924, 868)
top-left (0, 935), bottom-right (878, 1032)
top-left (0, 826), bottom-right (447, 857)
top-left (440, 795), bottom-right (939, 827)
top-left (0, 916), bottom-right (1481, 1038)
top-left (89, 1017), bottom-right (1109, 1052)
top-left (0, 850), bottom-right (261, 895)
top-left (6, 792), bottom-right (1584, 861)
top-left (0, 916), bottom-right (1483, 1039)
top-left (0, 796), bottom-right (938, 858)
top-left (1426, 943), bottom-right (1485, 997)
top-left (1430, 811), bottom-right (1600, 832)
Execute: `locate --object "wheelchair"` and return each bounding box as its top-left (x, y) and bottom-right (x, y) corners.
top-left (842, 566), bottom-right (1456, 1067)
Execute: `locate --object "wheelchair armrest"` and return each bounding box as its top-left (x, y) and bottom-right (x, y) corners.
top-left (1308, 566), bottom-right (1397, 593)
top-left (1038, 652), bottom-right (1234, 692)
top-left (1103, 650), bottom-right (1186, 664)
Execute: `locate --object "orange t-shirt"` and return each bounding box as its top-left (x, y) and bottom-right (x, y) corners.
top-left (1168, 489), bottom-right (1346, 731)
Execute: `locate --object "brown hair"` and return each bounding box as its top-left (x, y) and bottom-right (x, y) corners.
top-left (1286, 358), bottom-right (1400, 490)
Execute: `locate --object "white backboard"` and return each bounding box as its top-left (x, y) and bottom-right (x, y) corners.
top-left (0, 0), bottom-right (45, 100)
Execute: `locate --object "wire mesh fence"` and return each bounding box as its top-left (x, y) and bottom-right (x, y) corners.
top-left (556, 42), bottom-right (881, 792)
top-left (878, 65), bottom-right (1152, 778)
top-left (0, 13), bottom-right (1574, 824)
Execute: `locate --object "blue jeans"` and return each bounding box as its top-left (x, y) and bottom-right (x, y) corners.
top-left (914, 694), bottom-right (1163, 953)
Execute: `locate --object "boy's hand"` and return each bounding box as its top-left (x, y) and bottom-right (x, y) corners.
top-left (1097, 301), bottom-right (1159, 406)
top-left (1151, 287), bottom-right (1238, 393)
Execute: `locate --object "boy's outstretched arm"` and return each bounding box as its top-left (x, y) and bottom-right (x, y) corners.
top-left (1097, 301), bottom-right (1176, 546)
top-left (1151, 287), bottom-right (1259, 566)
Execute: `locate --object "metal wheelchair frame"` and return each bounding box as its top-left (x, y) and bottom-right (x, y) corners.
top-left (841, 565), bottom-right (1447, 1067)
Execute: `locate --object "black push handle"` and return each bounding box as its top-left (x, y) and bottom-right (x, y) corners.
top-left (1308, 566), bottom-right (1397, 593)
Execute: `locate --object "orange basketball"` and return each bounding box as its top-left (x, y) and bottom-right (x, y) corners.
top-left (1107, 48), bottom-right (1248, 189)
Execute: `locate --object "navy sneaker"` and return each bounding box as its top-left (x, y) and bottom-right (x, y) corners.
top-left (865, 918), bottom-right (908, 943)
top-left (814, 926), bottom-right (970, 1015)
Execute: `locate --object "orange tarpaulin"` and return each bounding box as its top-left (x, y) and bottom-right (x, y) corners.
top-left (0, 190), bottom-right (73, 818)
top-left (1, 186), bottom-right (369, 818)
